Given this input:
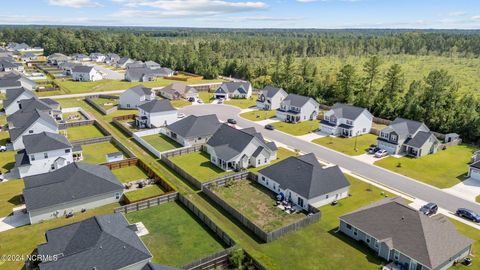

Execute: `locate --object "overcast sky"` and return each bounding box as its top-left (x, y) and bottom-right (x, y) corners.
top-left (1, 0), bottom-right (480, 29)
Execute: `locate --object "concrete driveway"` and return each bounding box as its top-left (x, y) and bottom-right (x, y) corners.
top-left (179, 104), bottom-right (480, 215)
top-left (444, 178), bottom-right (480, 202)
top-left (0, 207), bottom-right (29, 232)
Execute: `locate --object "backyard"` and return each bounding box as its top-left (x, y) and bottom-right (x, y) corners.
top-left (62, 111), bottom-right (87, 123)
top-left (142, 134), bottom-right (182, 152)
top-left (210, 180), bottom-right (307, 232)
top-left (124, 184), bottom-right (166, 203)
top-left (0, 151), bottom-right (16, 174)
top-left (312, 134), bottom-right (378, 156)
top-left (224, 95), bottom-right (258, 109)
top-left (81, 141), bottom-right (126, 164)
top-left (374, 144), bottom-right (478, 188)
top-left (272, 120), bottom-right (319, 136)
top-left (111, 165), bottom-right (149, 183)
top-left (126, 202), bottom-right (226, 267)
top-left (198, 91), bottom-right (214, 103)
top-left (0, 180), bottom-right (24, 217)
top-left (65, 124), bottom-right (105, 141)
top-left (90, 97), bottom-right (119, 111)
top-left (240, 110), bottom-right (276, 121)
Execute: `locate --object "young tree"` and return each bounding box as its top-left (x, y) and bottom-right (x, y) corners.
top-left (357, 56), bottom-right (381, 110)
top-left (374, 64), bottom-right (405, 118)
top-left (336, 64), bottom-right (358, 104)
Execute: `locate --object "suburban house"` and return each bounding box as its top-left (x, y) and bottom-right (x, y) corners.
top-left (125, 67), bottom-right (174, 82)
top-left (256, 85), bottom-right (288, 110)
top-left (14, 97), bottom-right (61, 120)
top-left (144, 60), bottom-right (161, 69)
top-left (117, 57), bottom-right (135, 68)
top-left (23, 162), bottom-right (124, 224)
top-left (159, 82), bottom-right (199, 100)
top-left (20, 52), bottom-right (38, 62)
top-left (0, 72), bottom-right (37, 92)
top-left (105, 53), bottom-right (120, 64)
top-left (339, 197), bottom-right (473, 270)
top-left (377, 118), bottom-right (440, 157)
top-left (136, 99), bottom-right (178, 128)
top-left (320, 103), bottom-right (373, 137)
top-left (6, 42), bottom-right (43, 53)
top-left (14, 132), bottom-right (74, 178)
top-left (213, 81), bottom-right (252, 100)
top-left (127, 61), bottom-right (146, 69)
top-left (3, 87), bottom-right (36, 115)
top-left (165, 114), bottom-right (221, 146)
top-left (71, 53), bottom-right (91, 62)
top-left (47, 53), bottom-right (70, 65)
top-left (205, 124), bottom-right (278, 171)
top-left (89, 52), bottom-right (106, 62)
top-left (0, 58), bottom-right (23, 72)
top-left (8, 109), bottom-right (59, 150)
top-left (119, 85), bottom-right (155, 109)
top-left (468, 152), bottom-right (480, 181)
top-left (71, 65), bottom-right (103, 82)
top-left (258, 153), bottom-right (350, 210)
top-left (36, 213), bottom-right (180, 270)
top-left (58, 61), bottom-right (79, 76)
top-left (276, 94), bottom-right (320, 123)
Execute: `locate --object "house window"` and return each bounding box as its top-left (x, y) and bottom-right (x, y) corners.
top-left (115, 192), bottom-right (121, 199)
top-left (366, 236), bottom-right (371, 243)
top-left (264, 158), bottom-right (267, 163)
top-left (346, 120), bottom-right (353, 125)
top-left (363, 128), bottom-right (366, 132)
top-left (51, 164), bottom-right (55, 170)
top-left (30, 155), bottom-right (35, 161)
top-left (391, 135), bottom-right (398, 141)
top-left (44, 153), bottom-right (48, 158)
top-left (262, 176), bottom-right (265, 181)
top-left (29, 130), bottom-right (34, 134)
top-left (257, 159), bottom-right (261, 164)
top-left (346, 224), bottom-right (352, 230)
top-left (381, 132), bottom-right (389, 139)
top-left (65, 149), bottom-right (71, 153)
top-left (374, 240), bottom-right (379, 249)
top-left (394, 251), bottom-right (399, 261)
top-left (297, 197), bottom-right (304, 207)
top-left (353, 228), bottom-right (358, 236)
top-left (273, 184), bottom-right (276, 190)
top-left (326, 194), bottom-right (329, 199)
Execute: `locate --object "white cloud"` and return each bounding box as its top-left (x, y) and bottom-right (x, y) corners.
top-left (448, 11), bottom-right (466, 17)
top-left (48, 0), bottom-right (102, 8)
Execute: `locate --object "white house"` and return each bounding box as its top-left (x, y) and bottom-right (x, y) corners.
top-left (116, 57), bottom-right (135, 68)
top-left (468, 151), bottom-right (480, 181)
top-left (205, 124), bottom-right (278, 171)
top-left (47, 53), bottom-right (70, 65)
top-left (89, 52), bottom-right (106, 62)
top-left (159, 82), bottom-right (198, 100)
top-left (119, 85), bottom-right (155, 109)
top-left (14, 132), bottom-right (74, 178)
top-left (165, 114), bottom-right (221, 146)
top-left (256, 85), bottom-right (288, 110)
top-left (258, 153), bottom-right (350, 210)
top-left (71, 65), bottom-right (103, 82)
top-left (136, 99), bottom-right (178, 128)
top-left (8, 109), bottom-right (59, 150)
top-left (213, 82), bottom-right (252, 100)
top-left (3, 87), bottom-right (36, 115)
top-left (276, 94), bottom-right (320, 123)
top-left (320, 103), bottom-right (373, 137)
top-left (0, 72), bottom-right (37, 93)
top-left (23, 162), bottom-right (124, 224)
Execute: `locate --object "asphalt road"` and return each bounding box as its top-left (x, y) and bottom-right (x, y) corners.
top-left (180, 104), bottom-right (480, 214)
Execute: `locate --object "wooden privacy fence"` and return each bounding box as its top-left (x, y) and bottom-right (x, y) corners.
top-left (112, 114), bottom-right (136, 137)
top-left (182, 248), bottom-right (234, 270)
top-left (114, 192), bottom-right (178, 213)
top-left (161, 145), bottom-right (204, 158)
top-left (85, 95), bottom-right (119, 115)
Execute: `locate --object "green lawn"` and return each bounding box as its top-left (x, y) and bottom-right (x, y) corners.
top-left (224, 95), bottom-right (258, 109)
top-left (211, 180), bottom-right (307, 232)
top-left (312, 134), bottom-right (378, 156)
top-left (142, 134), bottom-right (182, 152)
top-left (91, 97), bottom-right (118, 110)
top-left (0, 151), bottom-right (16, 174)
top-left (124, 184), bottom-right (166, 203)
top-left (477, 196), bottom-right (480, 203)
top-left (65, 124), bottom-right (105, 141)
top-left (125, 201), bottom-right (226, 267)
top-left (249, 147), bottom-right (299, 173)
top-left (375, 144), bottom-right (478, 188)
top-left (0, 130), bottom-right (9, 146)
top-left (198, 91), bottom-right (214, 103)
top-left (171, 99), bottom-right (191, 108)
top-left (111, 165), bottom-right (149, 183)
top-left (449, 217), bottom-right (480, 270)
top-left (272, 120), bottom-right (319, 136)
top-left (0, 180), bottom-right (24, 217)
top-left (257, 175), bottom-right (395, 270)
top-left (62, 111), bottom-right (86, 123)
top-left (240, 110), bottom-right (276, 121)
top-left (0, 203), bottom-right (119, 270)
top-left (81, 141), bottom-right (125, 164)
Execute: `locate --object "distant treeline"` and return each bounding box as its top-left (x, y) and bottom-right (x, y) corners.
top-left (1, 27), bottom-right (478, 143)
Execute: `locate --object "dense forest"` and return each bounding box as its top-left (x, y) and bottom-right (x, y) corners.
top-left (1, 27), bottom-right (479, 143)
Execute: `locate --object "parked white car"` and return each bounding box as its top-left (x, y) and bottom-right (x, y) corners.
top-left (178, 113), bottom-right (186, 118)
top-left (0, 145), bottom-right (6, 152)
top-left (374, 149), bottom-right (389, 158)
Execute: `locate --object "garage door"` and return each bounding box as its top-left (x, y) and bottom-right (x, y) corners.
top-left (378, 141), bottom-right (396, 155)
top-left (471, 168), bottom-right (480, 181)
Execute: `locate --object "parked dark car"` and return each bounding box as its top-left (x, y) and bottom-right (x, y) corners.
top-left (368, 146), bottom-right (380, 154)
top-left (188, 97), bottom-right (195, 102)
top-left (265, 124), bottom-right (275, 130)
top-left (227, 118), bottom-right (237, 125)
top-left (419, 202), bottom-right (438, 216)
top-left (456, 208), bottom-right (480, 223)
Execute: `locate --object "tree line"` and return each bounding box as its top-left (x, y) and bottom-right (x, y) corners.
top-left (0, 27), bottom-right (478, 143)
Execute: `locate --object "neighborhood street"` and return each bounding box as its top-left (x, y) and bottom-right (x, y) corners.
top-left (180, 104), bottom-right (480, 214)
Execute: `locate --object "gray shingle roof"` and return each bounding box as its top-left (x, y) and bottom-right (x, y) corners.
top-left (72, 65), bottom-right (94, 73)
top-left (142, 263), bottom-right (181, 270)
top-left (15, 149), bottom-right (30, 167)
top-left (8, 109), bottom-right (58, 141)
top-left (471, 160), bottom-right (480, 169)
top-left (23, 132), bottom-right (71, 154)
top-left (404, 131), bottom-right (437, 149)
top-left (167, 114), bottom-right (220, 139)
top-left (23, 162), bottom-right (123, 211)
top-left (138, 99), bottom-right (176, 113)
top-left (262, 85), bottom-right (286, 98)
top-left (37, 213), bottom-right (151, 270)
top-left (126, 67), bottom-right (157, 81)
top-left (386, 117), bottom-right (428, 137)
top-left (258, 153), bottom-right (350, 199)
top-left (17, 98), bottom-right (56, 113)
top-left (118, 57), bottom-right (133, 65)
top-left (3, 87), bottom-right (35, 109)
top-left (161, 82), bottom-right (197, 97)
top-left (282, 93), bottom-right (315, 108)
top-left (126, 85), bottom-right (153, 96)
top-left (215, 82), bottom-right (251, 94)
top-left (0, 77), bottom-right (22, 89)
top-left (340, 197), bottom-right (473, 269)
top-left (330, 103), bottom-right (372, 120)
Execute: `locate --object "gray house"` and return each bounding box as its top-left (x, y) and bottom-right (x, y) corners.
top-left (276, 94), bottom-right (320, 123)
top-left (159, 82), bottom-right (198, 100)
top-left (47, 53), bottom-right (70, 65)
top-left (339, 197), bottom-right (472, 270)
top-left (213, 82), bottom-right (252, 100)
top-left (3, 87), bottom-right (36, 115)
top-left (144, 60), bottom-right (161, 70)
top-left (8, 109), bottom-right (59, 150)
top-left (165, 114), bottom-right (221, 146)
top-left (0, 72), bottom-right (37, 93)
top-left (119, 85), bottom-right (155, 109)
top-left (256, 85), bottom-right (288, 110)
top-left (320, 103), bottom-right (373, 137)
top-left (205, 124), bottom-right (278, 171)
top-left (377, 118), bottom-right (440, 157)
top-left (23, 162), bottom-right (124, 224)
top-left (36, 213), bottom-right (180, 270)
top-left (117, 57), bottom-right (135, 68)
top-left (105, 53), bottom-right (120, 64)
top-left (71, 65), bottom-right (103, 82)
top-left (258, 153), bottom-right (350, 210)
top-left (125, 67), bottom-right (158, 82)
top-left (136, 99), bottom-right (178, 128)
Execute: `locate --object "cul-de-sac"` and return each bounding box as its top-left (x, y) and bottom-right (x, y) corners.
top-left (0, 2), bottom-right (480, 270)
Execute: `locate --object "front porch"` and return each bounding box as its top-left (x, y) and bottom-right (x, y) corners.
top-left (339, 124), bottom-right (354, 137)
top-left (405, 146), bottom-right (421, 158)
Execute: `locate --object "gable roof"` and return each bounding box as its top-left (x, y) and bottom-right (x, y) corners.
top-left (8, 109), bottom-right (58, 141)
top-left (261, 85), bottom-right (287, 98)
top-left (72, 65), bottom-right (94, 73)
top-left (124, 85), bottom-right (153, 97)
top-left (384, 117), bottom-right (428, 137)
top-left (404, 131), bottom-right (438, 149)
top-left (282, 93), bottom-right (316, 108)
top-left (216, 82), bottom-right (251, 94)
top-left (23, 162), bottom-right (123, 211)
top-left (118, 57), bottom-right (133, 65)
top-left (207, 124), bottom-right (276, 160)
top-left (23, 132), bottom-right (71, 154)
top-left (37, 213), bottom-right (151, 270)
top-left (142, 263), bottom-right (181, 270)
top-left (259, 153), bottom-right (350, 199)
top-left (167, 114), bottom-right (221, 139)
top-left (4, 87), bottom-right (35, 109)
top-left (138, 99), bottom-right (176, 113)
top-left (17, 98), bottom-right (57, 113)
top-left (330, 103), bottom-right (372, 120)
top-left (340, 197), bottom-right (472, 269)
top-left (126, 67), bottom-right (158, 81)
top-left (161, 82), bottom-right (197, 96)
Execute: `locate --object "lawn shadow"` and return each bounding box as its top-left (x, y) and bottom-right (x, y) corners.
top-left (3, 161), bottom-right (15, 171)
top-left (8, 194), bottom-right (23, 206)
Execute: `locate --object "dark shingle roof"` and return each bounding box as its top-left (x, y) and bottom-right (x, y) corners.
top-left (258, 153), bottom-right (350, 199)
top-left (385, 117), bottom-right (428, 137)
top-left (72, 65), bottom-right (94, 73)
top-left (340, 197), bottom-right (473, 269)
top-left (4, 87), bottom-right (35, 109)
top-left (142, 263), bottom-right (181, 270)
top-left (126, 67), bottom-right (157, 81)
top-left (138, 99), bottom-right (176, 113)
top-left (126, 85), bottom-right (153, 96)
top-left (23, 132), bottom-right (71, 154)
top-left (215, 82), bottom-right (251, 94)
top-left (37, 213), bottom-right (151, 270)
top-left (262, 85), bottom-right (286, 98)
top-left (167, 114), bottom-right (220, 139)
top-left (17, 98), bottom-right (55, 113)
top-left (471, 160), bottom-right (480, 169)
top-left (8, 109), bottom-right (58, 141)
top-left (282, 93), bottom-right (315, 108)
top-left (161, 82), bottom-right (197, 96)
top-left (330, 103), bottom-right (372, 120)
top-left (23, 163), bottom-right (123, 211)
top-left (404, 131), bottom-right (437, 148)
